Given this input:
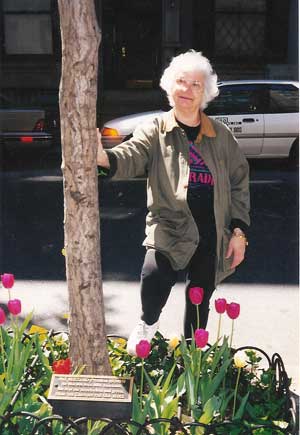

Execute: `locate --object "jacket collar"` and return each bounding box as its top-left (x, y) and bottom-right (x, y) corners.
top-left (163, 109), bottom-right (216, 143)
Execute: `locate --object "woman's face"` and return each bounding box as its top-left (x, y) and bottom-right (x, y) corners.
top-left (171, 70), bottom-right (205, 112)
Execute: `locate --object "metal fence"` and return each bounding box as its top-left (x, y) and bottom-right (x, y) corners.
top-left (0, 409), bottom-right (297, 434)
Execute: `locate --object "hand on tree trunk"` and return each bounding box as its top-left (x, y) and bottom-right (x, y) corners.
top-left (97, 129), bottom-right (110, 168)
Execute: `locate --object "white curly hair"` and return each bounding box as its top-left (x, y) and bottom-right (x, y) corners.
top-left (160, 50), bottom-right (219, 109)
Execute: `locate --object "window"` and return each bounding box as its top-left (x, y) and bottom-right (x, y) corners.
top-left (267, 85), bottom-right (299, 114)
top-left (3, 0), bottom-right (53, 55)
top-left (0, 94), bottom-right (12, 109)
top-left (214, 0), bottom-right (266, 60)
top-left (206, 85), bottom-right (264, 116)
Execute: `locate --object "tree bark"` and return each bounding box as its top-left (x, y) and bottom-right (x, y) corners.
top-left (58, 0), bottom-right (111, 375)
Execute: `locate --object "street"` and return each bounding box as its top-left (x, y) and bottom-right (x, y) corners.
top-left (0, 149), bottom-right (299, 392)
top-left (1, 149), bottom-right (298, 284)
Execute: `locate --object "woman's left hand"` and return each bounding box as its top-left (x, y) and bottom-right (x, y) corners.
top-left (226, 236), bottom-right (247, 269)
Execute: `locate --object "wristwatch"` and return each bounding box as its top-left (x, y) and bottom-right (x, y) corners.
top-left (232, 228), bottom-right (248, 246)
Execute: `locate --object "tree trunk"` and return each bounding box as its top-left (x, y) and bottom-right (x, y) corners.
top-left (58, 0), bottom-right (111, 375)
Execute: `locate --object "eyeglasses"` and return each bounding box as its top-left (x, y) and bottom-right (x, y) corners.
top-left (175, 77), bottom-right (203, 92)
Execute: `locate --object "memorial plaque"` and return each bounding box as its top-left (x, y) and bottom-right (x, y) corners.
top-left (48, 375), bottom-right (134, 419)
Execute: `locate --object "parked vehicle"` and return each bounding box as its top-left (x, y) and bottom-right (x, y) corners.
top-left (0, 93), bottom-right (60, 150)
top-left (101, 80), bottom-right (299, 163)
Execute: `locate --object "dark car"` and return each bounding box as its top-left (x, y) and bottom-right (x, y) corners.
top-left (0, 93), bottom-right (60, 150)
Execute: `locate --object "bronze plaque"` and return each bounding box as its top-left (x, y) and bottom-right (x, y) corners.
top-left (48, 375), bottom-right (134, 419)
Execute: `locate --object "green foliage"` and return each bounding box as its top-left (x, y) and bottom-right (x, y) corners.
top-left (108, 331), bottom-right (182, 388)
top-left (0, 324), bottom-right (291, 434)
top-left (130, 365), bottom-right (179, 435)
top-left (0, 313), bottom-right (38, 415)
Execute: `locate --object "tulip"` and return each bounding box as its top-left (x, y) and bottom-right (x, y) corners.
top-left (194, 328), bottom-right (209, 349)
top-left (194, 329), bottom-right (209, 396)
top-left (226, 302), bottom-right (240, 320)
top-left (0, 308), bottom-right (6, 372)
top-left (189, 287), bottom-right (204, 329)
top-left (215, 298), bottom-right (227, 314)
top-left (168, 336), bottom-right (180, 351)
top-left (8, 299), bottom-right (22, 316)
top-left (215, 298), bottom-right (227, 342)
top-left (234, 350), bottom-right (247, 369)
top-left (135, 339), bottom-right (151, 407)
top-left (232, 350), bottom-right (247, 419)
top-left (0, 308), bottom-right (6, 325)
top-left (136, 339), bottom-right (151, 359)
top-left (189, 287), bottom-right (204, 305)
top-left (226, 302), bottom-right (240, 348)
top-left (52, 358), bottom-right (72, 374)
top-left (1, 273), bottom-right (15, 289)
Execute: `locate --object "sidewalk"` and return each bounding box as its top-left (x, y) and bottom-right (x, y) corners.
top-left (1, 278), bottom-right (298, 395)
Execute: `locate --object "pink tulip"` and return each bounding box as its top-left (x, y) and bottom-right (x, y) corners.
top-left (215, 298), bottom-right (227, 314)
top-left (226, 302), bottom-right (240, 320)
top-left (195, 328), bottom-right (209, 348)
top-left (136, 339), bottom-right (151, 359)
top-left (1, 273), bottom-right (15, 289)
top-left (8, 299), bottom-right (22, 316)
top-left (189, 287), bottom-right (204, 305)
top-left (0, 307), bottom-right (6, 325)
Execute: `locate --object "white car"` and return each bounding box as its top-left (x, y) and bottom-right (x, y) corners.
top-left (101, 80), bottom-right (299, 163)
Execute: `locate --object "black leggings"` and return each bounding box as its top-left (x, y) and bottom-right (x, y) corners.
top-left (140, 229), bottom-right (217, 339)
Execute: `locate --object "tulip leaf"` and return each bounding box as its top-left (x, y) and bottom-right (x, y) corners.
top-left (200, 358), bottom-right (232, 404)
top-left (233, 392), bottom-right (249, 420)
top-left (199, 396), bottom-right (221, 424)
top-left (18, 311), bottom-right (34, 337)
top-left (176, 372), bottom-right (186, 397)
top-left (219, 390), bottom-right (235, 416)
top-left (161, 396), bottom-right (179, 419)
top-left (209, 338), bottom-right (231, 378)
top-left (185, 367), bottom-right (196, 408)
top-left (161, 363), bottom-right (176, 396)
top-left (130, 384), bottom-right (148, 435)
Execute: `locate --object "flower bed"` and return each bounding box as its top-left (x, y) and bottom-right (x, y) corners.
top-left (0, 275), bottom-right (298, 434)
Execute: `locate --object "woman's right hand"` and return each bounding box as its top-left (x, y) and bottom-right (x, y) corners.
top-left (96, 128), bottom-right (110, 168)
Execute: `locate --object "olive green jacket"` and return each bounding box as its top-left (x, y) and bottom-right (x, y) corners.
top-left (106, 109), bottom-right (250, 286)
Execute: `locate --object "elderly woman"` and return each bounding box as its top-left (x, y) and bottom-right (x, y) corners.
top-left (97, 50), bottom-right (250, 355)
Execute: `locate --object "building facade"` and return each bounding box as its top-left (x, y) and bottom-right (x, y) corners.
top-left (0, 0), bottom-right (298, 123)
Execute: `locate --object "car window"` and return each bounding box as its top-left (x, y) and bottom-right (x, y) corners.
top-left (266, 84), bottom-right (299, 114)
top-left (206, 85), bottom-right (264, 115)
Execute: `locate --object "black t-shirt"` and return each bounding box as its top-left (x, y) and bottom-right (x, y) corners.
top-left (177, 121), bottom-right (215, 233)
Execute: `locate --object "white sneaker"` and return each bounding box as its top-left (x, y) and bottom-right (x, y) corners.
top-left (126, 320), bottom-right (159, 356)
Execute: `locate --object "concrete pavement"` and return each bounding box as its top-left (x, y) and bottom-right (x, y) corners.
top-left (1, 278), bottom-right (298, 394)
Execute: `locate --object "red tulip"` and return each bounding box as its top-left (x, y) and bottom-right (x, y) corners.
top-left (215, 298), bottom-right (227, 314)
top-left (195, 328), bottom-right (209, 348)
top-left (0, 307), bottom-right (6, 325)
top-left (52, 358), bottom-right (72, 374)
top-left (1, 273), bottom-right (15, 289)
top-left (136, 339), bottom-right (151, 359)
top-left (7, 299), bottom-right (22, 316)
top-left (226, 302), bottom-right (240, 320)
top-left (189, 287), bottom-right (204, 305)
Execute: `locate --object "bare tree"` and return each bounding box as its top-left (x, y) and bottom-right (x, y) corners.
top-left (58, 0), bottom-right (111, 375)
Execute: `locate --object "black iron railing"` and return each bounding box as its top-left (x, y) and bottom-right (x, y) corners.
top-left (0, 409), bottom-right (297, 434)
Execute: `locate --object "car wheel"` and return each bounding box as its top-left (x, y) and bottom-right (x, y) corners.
top-left (289, 139), bottom-right (299, 169)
